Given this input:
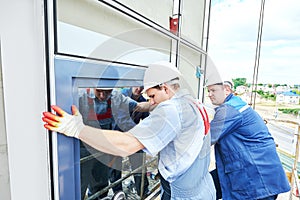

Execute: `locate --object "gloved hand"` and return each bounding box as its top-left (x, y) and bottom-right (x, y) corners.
top-left (42, 105), bottom-right (85, 138)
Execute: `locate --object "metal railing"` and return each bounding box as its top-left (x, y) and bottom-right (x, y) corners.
top-left (80, 153), bottom-right (160, 200)
top-left (265, 118), bottom-right (300, 200)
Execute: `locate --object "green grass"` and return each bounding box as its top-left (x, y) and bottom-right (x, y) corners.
top-left (278, 108), bottom-right (300, 116)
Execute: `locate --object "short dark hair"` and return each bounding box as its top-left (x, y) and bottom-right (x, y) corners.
top-left (223, 81), bottom-right (233, 89)
top-left (213, 82), bottom-right (224, 86)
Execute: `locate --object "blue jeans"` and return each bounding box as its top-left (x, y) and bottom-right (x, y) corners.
top-left (159, 172), bottom-right (171, 200)
top-left (210, 169), bottom-right (222, 200)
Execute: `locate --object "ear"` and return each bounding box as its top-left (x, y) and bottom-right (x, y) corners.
top-left (159, 84), bottom-right (169, 94)
top-left (224, 86), bottom-right (232, 95)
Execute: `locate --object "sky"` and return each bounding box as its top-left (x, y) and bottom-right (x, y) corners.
top-left (208, 0), bottom-right (300, 85)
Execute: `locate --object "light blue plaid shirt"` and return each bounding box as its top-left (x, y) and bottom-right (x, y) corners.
top-left (130, 89), bottom-right (215, 199)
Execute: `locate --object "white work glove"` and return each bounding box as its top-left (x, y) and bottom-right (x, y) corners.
top-left (42, 105), bottom-right (85, 138)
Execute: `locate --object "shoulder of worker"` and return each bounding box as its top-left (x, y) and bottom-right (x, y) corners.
top-left (121, 88), bottom-right (131, 96)
top-left (224, 94), bottom-right (249, 112)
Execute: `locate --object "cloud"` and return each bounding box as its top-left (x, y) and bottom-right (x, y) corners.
top-left (263, 0), bottom-right (300, 41)
top-left (209, 0), bottom-right (300, 85)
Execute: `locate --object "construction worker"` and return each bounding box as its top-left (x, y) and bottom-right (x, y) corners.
top-left (79, 88), bottom-right (122, 199)
top-left (206, 80), bottom-right (290, 200)
top-left (42, 61), bottom-right (216, 200)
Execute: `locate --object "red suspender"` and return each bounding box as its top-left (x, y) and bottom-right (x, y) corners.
top-left (87, 94), bottom-right (112, 121)
top-left (195, 102), bottom-right (210, 135)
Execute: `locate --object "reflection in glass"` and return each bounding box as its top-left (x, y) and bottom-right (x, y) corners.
top-left (79, 88), bottom-right (114, 199)
top-left (78, 87), bottom-right (158, 199)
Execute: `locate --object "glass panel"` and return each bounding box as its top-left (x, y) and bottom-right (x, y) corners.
top-left (56, 0), bottom-right (172, 64)
top-left (77, 87), bottom-right (159, 199)
top-left (179, 44), bottom-right (205, 98)
top-left (181, 0), bottom-right (206, 47)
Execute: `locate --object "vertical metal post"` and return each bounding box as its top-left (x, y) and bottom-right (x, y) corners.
top-left (140, 152), bottom-right (146, 199)
top-left (250, 0), bottom-right (266, 109)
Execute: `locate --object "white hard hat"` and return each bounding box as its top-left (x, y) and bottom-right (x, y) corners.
top-left (204, 75), bottom-right (223, 87)
top-left (142, 61), bottom-right (182, 93)
top-left (95, 88), bottom-right (113, 90)
top-left (203, 56), bottom-right (223, 87)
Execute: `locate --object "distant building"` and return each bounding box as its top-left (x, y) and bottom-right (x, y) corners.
top-left (249, 84), bottom-right (276, 94)
top-left (276, 91), bottom-right (300, 104)
top-left (239, 92), bottom-right (262, 104)
top-left (275, 85), bottom-right (290, 93)
top-left (235, 85), bottom-right (248, 94)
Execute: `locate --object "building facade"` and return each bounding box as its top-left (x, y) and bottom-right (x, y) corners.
top-left (0, 1), bottom-right (212, 199)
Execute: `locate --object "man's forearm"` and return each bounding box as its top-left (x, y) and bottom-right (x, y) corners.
top-left (78, 126), bottom-right (144, 157)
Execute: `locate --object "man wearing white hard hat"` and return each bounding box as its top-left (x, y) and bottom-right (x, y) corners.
top-left (42, 61), bottom-right (216, 200)
top-left (79, 87), bottom-right (123, 199)
top-left (206, 79), bottom-right (290, 200)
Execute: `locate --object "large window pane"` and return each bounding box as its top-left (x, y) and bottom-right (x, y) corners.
top-left (181, 0), bottom-right (206, 47)
top-left (179, 44), bottom-right (205, 98)
top-left (77, 87), bottom-right (159, 199)
top-left (116, 0), bottom-right (173, 30)
top-left (56, 0), bottom-right (172, 64)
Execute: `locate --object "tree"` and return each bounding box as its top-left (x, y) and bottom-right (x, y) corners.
top-left (267, 84), bottom-right (273, 88)
top-left (232, 78), bottom-right (247, 89)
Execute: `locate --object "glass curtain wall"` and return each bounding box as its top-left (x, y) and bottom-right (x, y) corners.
top-left (53, 0), bottom-right (209, 199)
